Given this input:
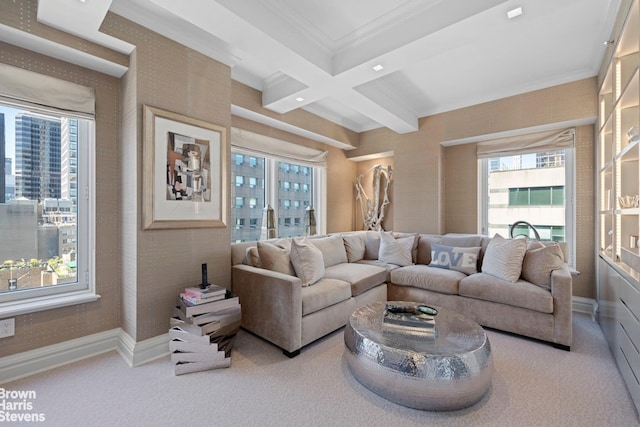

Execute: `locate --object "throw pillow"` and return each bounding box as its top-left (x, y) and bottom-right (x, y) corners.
top-left (245, 246), bottom-right (261, 268)
top-left (290, 237), bottom-right (325, 286)
top-left (309, 234), bottom-right (348, 267)
top-left (257, 240), bottom-right (295, 276)
top-left (522, 243), bottom-right (565, 289)
top-left (378, 231), bottom-right (415, 267)
top-left (481, 234), bottom-right (527, 282)
top-left (343, 233), bottom-right (366, 263)
top-left (429, 244), bottom-right (481, 275)
top-left (393, 232), bottom-right (419, 263)
top-left (364, 231), bottom-right (381, 260)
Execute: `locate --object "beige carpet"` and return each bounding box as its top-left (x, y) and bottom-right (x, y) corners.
top-left (3, 313), bottom-right (638, 426)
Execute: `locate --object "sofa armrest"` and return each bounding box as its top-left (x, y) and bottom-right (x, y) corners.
top-left (232, 264), bottom-right (303, 353)
top-left (550, 265), bottom-right (573, 347)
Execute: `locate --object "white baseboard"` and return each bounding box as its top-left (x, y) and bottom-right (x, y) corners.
top-left (0, 329), bottom-right (120, 385)
top-left (0, 329), bottom-right (170, 385)
top-left (117, 331), bottom-right (169, 367)
top-left (573, 296), bottom-right (598, 320)
top-left (0, 298), bottom-right (599, 384)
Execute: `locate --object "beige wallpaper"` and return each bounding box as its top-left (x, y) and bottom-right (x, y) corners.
top-left (0, 40), bottom-right (122, 357)
top-left (354, 158), bottom-right (395, 231)
top-left (0, 0), bottom-right (601, 356)
top-left (355, 78), bottom-right (597, 299)
top-left (101, 14), bottom-right (234, 341)
top-left (442, 125), bottom-right (595, 299)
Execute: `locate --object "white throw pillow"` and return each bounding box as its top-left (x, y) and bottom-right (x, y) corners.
top-left (481, 234), bottom-right (527, 282)
top-left (378, 231), bottom-right (414, 267)
top-left (290, 237), bottom-right (325, 286)
top-left (429, 244), bottom-right (481, 275)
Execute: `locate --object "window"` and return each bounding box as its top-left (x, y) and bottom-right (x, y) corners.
top-left (235, 197), bottom-right (244, 207)
top-left (230, 128), bottom-right (326, 242)
top-left (230, 149), bottom-right (323, 242)
top-left (0, 101), bottom-right (96, 315)
top-left (479, 147), bottom-right (575, 265)
top-left (235, 176), bottom-right (244, 187)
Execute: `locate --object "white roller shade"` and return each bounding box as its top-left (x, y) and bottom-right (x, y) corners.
top-left (476, 128), bottom-right (575, 159)
top-left (0, 63), bottom-right (95, 117)
top-left (231, 127), bottom-right (327, 166)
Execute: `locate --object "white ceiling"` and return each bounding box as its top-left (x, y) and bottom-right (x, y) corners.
top-left (36, 0), bottom-right (621, 135)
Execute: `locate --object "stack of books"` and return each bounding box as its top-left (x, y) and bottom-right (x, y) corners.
top-left (169, 284), bottom-right (241, 375)
top-left (382, 304), bottom-right (438, 338)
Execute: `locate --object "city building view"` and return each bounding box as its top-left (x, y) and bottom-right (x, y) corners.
top-left (0, 106), bottom-right (80, 293)
top-left (231, 151), bottom-right (314, 242)
top-left (486, 149), bottom-right (566, 241)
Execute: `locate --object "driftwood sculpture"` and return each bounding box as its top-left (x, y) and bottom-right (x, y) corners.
top-left (355, 165), bottom-right (393, 231)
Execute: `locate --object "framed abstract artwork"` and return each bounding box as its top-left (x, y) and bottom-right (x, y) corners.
top-left (142, 105), bottom-right (227, 230)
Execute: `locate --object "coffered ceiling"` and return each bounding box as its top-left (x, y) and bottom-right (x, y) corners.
top-left (36, 0), bottom-right (620, 134)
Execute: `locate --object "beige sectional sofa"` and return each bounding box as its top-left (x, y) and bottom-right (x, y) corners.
top-left (230, 230), bottom-right (572, 357)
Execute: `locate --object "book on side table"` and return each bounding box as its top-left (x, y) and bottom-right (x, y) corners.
top-left (169, 284), bottom-right (241, 375)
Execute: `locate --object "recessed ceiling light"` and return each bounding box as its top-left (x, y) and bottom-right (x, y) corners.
top-left (295, 97), bottom-right (304, 102)
top-left (507, 7), bottom-right (523, 19)
top-left (372, 64), bottom-right (384, 72)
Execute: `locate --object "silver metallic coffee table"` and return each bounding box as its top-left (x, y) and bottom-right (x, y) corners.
top-left (344, 301), bottom-right (493, 411)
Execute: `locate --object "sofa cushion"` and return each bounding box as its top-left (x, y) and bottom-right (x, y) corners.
top-left (363, 231), bottom-right (382, 260)
top-left (440, 234), bottom-right (483, 248)
top-left (310, 234), bottom-right (348, 268)
top-left (481, 234), bottom-right (527, 282)
top-left (245, 246), bottom-right (261, 268)
top-left (459, 272), bottom-right (553, 313)
top-left (342, 233), bottom-right (366, 263)
top-left (257, 240), bottom-right (295, 276)
top-left (301, 278), bottom-right (352, 316)
top-left (429, 243), bottom-right (481, 275)
top-left (356, 259), bottom-right (401, 275)
top-left (416, 234), bottom-right (441, 265)
top-left (379, 231), bottom-right (415, 266)
top-left (324, 263), bottom-right (388, 296)
top-left (390, 264), bottom-right (465, 295)
top-left (522, 242), bottom-right (565, 290)
top-left (290, 237), bottom-right (325, 286)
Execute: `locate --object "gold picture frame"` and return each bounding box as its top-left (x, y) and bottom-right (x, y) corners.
top-left (143, 105), bottom-right (227, 230)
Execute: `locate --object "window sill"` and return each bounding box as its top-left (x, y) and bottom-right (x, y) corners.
top-left (0, 291), bottom-right (101, 317)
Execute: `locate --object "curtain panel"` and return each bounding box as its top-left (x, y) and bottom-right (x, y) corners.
top-left (0, 63), bottom-right (95, 118)
top-left (476, 128), bottom-right (575, 158)
top-left (231, 127), bottom-right (327, 167)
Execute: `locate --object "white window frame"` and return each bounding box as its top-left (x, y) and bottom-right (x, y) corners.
top-left (0, 107), bottom-right (98, 317)
top-left (478, 148), bottom-right (576, 268)
top-left (230, 147), bottom-right (326, 239)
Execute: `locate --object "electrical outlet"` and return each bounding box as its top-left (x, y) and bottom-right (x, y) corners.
top-left (0, 318), bottom-right (15, 338)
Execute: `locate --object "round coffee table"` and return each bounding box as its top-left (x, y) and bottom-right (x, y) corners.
top-left (344, 301), bottom-right (493, 411)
